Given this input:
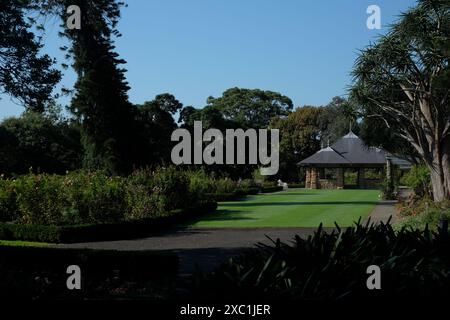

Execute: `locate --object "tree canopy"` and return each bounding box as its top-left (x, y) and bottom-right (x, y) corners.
top-left (134, 94), bottom-right (182, 166)
top-left (0, 0), bottom-right (61, 111)
top-left (351, 0), bottom-right (450, 201)
top-left (0, 107), bottom-right (81, 175)
top-left (270, 106), bottom-right (322, 181)
top-left (318, 96), bottom-right (358, 145)
top-left (205, 88), bottom-right (293, 129)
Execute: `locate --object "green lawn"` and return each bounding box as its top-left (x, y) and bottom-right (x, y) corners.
top-left (0, 240), bottom-right (51, 247)
top-left (190, 188), bottom-right (380, 228)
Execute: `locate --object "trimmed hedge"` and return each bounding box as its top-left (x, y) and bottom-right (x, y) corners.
top-left (260, 186), bottom-right (283, 193)
top-left (239, 186), bottom-right (260, 195)
top-left (208, 186), bottom-right (262, 202)
top-left (0, 201), bottom-right (217, 243)
top-left (288, 183), bottom-right (304, 188)
top-left (210, 192), bottom-right (243, 202)
top-left (209, 186), bottom-right (285, 201)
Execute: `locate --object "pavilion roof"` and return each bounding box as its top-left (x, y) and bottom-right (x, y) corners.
top-left (298, 132), bottom-right (388, 166)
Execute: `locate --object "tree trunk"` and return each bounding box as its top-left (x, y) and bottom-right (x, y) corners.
top-left (442, 141), bottom-right (450, 200)
top-left (428, 144), bottom-right (450, 202)
top-left (430, 166), bottom-right (447, 202)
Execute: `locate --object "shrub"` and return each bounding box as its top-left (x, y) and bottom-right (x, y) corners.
top-left (396, 199), bottom-right (450, 231)
top-left (344, 171), bottom-right (358, 185)
top-left (14, 174), bottom-right (66, 225)
top-left (288, 183), bottom-right (304, 188)
top-left (0, 179), bottom-right (18, 222)
top-left (186, 170), bottom-right (215, 204)
top-left (238, 179), bottom-right (258, 189)
top-left (124, 169), bottom-right (155, 220)
top-left (401, 165), bottom-right (431, 199)
top-left (63, 171), bottom-right (127, 224)
top-left (150, 166), bottom-right (190, 213)
top-left (260, 185), bottom-right (283, 193)
top-left (124, 183), bottom-right (154, 220)
top-left (189, 221), bottom-right (450, 300)
top-left (239, 186), bottom-right (260, 195)
top-left (0, 167), bottom-right (213, 227)
top-left (262, 181), bottom-right (277, 188)
top-left (0, 201), bottom-right (217, 243)
top-left (214, 178), bottom-right (237, 194)
top-left (381, 177), bottom-right (397, 200)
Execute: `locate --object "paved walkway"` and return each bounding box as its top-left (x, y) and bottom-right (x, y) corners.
top-left (59, 227), bottom-right (325, 275)
top-left (366, 200), bottom-right (399, 225)
top-left (60, 199), bottom-right (398, 276)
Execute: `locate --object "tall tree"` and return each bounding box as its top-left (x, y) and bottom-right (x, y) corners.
top-left (351, 0), bottom-right (450, 201)
top-left (134, 94), bottom-right (182, 165)
top-left (206, 88), bottom-right (293, 129)
top-left (319, 97), bottom-right (358, 145)
top-left (47, 0), bottom-right (136, 174)
top-left (0, 107), bottom-right (81, 174)
top-left (0, 0), bottom-right (60, 111)
top-left (270, 106), bottom-right (322, 181)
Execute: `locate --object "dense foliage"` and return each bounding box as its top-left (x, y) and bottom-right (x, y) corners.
top-left (0, 109), bottom-right (81, 175)
top-left (270, 106), bottom-right (321, 181)
top-left (182, 88), bottom-right (293, 130)
top-left (397, 199), bottom-right (450, 231)
top-left (0, 202), bottom-right (216, 243)
top-left (0, 167), bottom-right (211, 225)
top-left (0, 0), bottom-right (61, 111)
top-left (190, 221), bottom-right (450, 300)
top-left (400, 165), bottom-right (432, 199)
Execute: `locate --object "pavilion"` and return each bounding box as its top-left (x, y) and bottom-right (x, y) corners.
top-left (298, 131), bottom-right (389, 189)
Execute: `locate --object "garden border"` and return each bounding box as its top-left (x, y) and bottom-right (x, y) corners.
top-left (0, 201), bottom-right (217, 243)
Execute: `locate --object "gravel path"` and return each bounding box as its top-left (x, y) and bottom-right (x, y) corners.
top-left (366, 200), bottom-right (399, 225)
top-left (59, 227), bottom-right (326, 275)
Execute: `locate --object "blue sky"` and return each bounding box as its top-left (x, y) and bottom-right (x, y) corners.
top-left (0, 0), bottom-right (417, 120)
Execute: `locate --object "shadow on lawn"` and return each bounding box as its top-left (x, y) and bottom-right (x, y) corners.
top-left (220, 201), bottom-right (379, 207)
top-left (262, 192), bottom-right (320, 196)
top-left (187, 209), bottom-right (254, 224)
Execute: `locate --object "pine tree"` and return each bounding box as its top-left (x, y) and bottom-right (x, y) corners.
top-left (59, 0), bottom-right (136, 174)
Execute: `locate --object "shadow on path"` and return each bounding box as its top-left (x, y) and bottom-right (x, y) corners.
top-left (59, 227), bottom-right (333, 275)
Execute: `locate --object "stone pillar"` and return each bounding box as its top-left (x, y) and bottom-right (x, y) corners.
top-left (358, 168), bottom-right (366, 189)
top-left (305, 168), bottom-right (311, 188)
top-left (336, 167), bottom-right (344, 188)
top-left (310, 167), bottom-right (318, 189)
